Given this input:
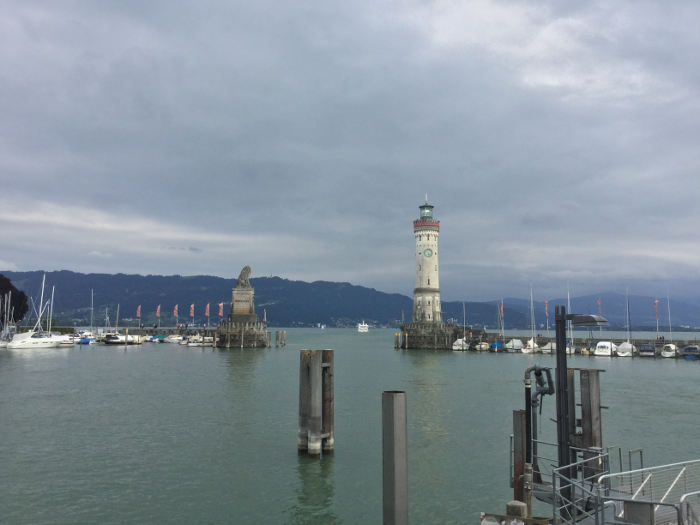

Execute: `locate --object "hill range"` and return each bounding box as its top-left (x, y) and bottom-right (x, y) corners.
top-left (2, 270), bottom-right (698, 331)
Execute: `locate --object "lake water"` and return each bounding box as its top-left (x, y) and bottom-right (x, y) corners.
top-left (1, 328), bottom-right (698, 523)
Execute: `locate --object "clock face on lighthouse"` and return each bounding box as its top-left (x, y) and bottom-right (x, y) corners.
top-left (424, 248), bottom-right (433, 257)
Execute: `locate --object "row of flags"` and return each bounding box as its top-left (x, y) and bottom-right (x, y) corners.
top-left (135, 303), bottom-right (226, 318)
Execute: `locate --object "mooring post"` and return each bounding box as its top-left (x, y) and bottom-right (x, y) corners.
top-left (321, 350), bottom-right (334, 452)
top-left (512, 409), bottom-right (526, 502)
top-left (382, 390), bottom-right (408, 525)
top-left (275, 331), bottom-right (279, 347)
top-left (298, 351), bottom-right (312, 452)
top-left (307, 350), bottom-right (323, 456)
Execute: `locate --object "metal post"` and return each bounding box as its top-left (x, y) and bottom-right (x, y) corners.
top-left (382, 391), bottom-right (408, 525)
top-left (555, 306), bottom-right (570, 468)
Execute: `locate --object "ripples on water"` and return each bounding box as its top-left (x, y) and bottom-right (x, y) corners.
top-left (0, 329), bottom-right (698, 523)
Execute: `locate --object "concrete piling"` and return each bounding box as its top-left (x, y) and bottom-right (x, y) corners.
top-left (298, 349), bottom-right (334, 457)
top-left (321, 350), bottom-right (334, 452)
top-left (382, 390), bottom-right (408, 525)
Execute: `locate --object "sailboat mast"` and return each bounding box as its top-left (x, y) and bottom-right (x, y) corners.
top-left (625, 289), bottom-right (631, 342)
top-left (38, 274), bottom-right (46, 331)
top-left (567, 284), bottom-right (572, 344)
top-left (48, 285), bottom-right (55, 334)
top-left (530, 287), bottom-right (535, 342)
top-left (667, 294), bottom-right (673, 344)
top-left (90, 289), bottom-right (94, 332)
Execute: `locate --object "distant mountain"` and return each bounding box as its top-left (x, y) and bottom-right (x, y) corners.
top-left (1, 270), bottom-right (696, 330)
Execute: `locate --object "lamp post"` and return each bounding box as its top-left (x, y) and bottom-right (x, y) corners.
top-left (554, 306), bottom-right (607, 513)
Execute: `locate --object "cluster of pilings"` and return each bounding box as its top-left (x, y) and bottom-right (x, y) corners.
top-left (274, 330), bottom-right (287, 347)
top-left (297, 350), bottom-right (334, 456)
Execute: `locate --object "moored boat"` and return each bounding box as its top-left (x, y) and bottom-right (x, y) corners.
top-left (505, 339), bottom-right (523, 352)
top-left (451, 338), bottom-right (468, 350)
top-left (638, 343), bottom-right (658, 358)
top-left (357, 321), bottom-right (369, 333)
top-left (594, 341), bottom-right (617, 356)
top-left (660, 343), bottom-right (677, 358)
top-left (615, 341), bottom-right (636, 357)
top-left (679, 345), bottom-right (699, 360)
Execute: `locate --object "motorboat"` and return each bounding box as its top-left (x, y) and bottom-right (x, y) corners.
top-left (187, 334), bottom-right (204, 347)
top-left (75, 330), bottom-right (97, 345)
top-left (7, 330), bottom-right (61, 349)
top-left (660, 343), bottom-right (677, 358)
top-left (638, 343), bottom-right (658, 358)
top-left (103, 332), bottom-right (141, 345)
top-left (165, 334), bottom-right (183, 344)
top-left (679, 345), bottom-right (699, 360)
top-left (594, 341), bottom-right (617, 356)
top-left (357, 321), bottom-right (369, 333)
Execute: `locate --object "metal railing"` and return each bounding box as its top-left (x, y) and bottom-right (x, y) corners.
top-left (552, 452), bottom-right (610, 524)
top-left (681, 490), bottom-right (700, 525)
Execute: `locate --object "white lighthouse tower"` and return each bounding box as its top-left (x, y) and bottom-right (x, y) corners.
top-left (412, 198), bottom-right (442, 323)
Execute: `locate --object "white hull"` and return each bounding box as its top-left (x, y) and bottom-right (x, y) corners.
top-left (661, 344), bottom-right (677, 358)
top-left (7, 331), bottom-right (61, 349)
top-left (594, 342), bottom-right (617, 357)
top-left (615, 342), bottom-right (636, 357)
top-left (452, 338), bottom-right (469, 350)
top-left (357, 322), bottom-right (369, 333)
top-left (505, 339), bottom-right (523, 352)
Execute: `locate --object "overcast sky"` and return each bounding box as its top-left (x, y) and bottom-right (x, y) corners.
top-left (2, 1), bottom-right (700, 301)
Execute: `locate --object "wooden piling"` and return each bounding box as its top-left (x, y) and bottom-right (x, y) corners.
top-left (275, 331), bottom-right (279, 347)
top-left (382, 390), bottom-right (408, 525)
top-left (321, 350), bottom-right (334, 452)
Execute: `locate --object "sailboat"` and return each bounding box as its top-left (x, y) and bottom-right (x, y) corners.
top-left (452, 302), bottom-right (469, 350)
top-left (76, 289), bottom-right (97, 344)
top-left (522, 287), bottom-right (538, 354)
top-left (660, 295), bottom-right (677, 358)
top-left (616, 290), bottom-right (636, 357)
top-left (0, 291), bottom-right (16, 348)
top-left (7, 275), bottom-right (62, 349)
top-left (565, 285), bottom-right (576, 354)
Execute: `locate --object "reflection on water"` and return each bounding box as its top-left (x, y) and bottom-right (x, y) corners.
top-left (289, 454), bottom-right (337, 525)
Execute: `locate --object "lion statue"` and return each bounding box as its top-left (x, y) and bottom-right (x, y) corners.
top-left (236, 265), bottom-right (252, 288)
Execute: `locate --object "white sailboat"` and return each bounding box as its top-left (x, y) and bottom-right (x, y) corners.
top-left (565, 284), bottom-right (575, 354)
top-left (452, 302), bottom-right (469, 350)
top-left (522, 287), bottom-right (538, 354)
top-left (7, 275), bottom-right (61, 350)
top-left (616, 290), bottom-right (636, 357)
top-left (660, 295), bottom-right (677, 358)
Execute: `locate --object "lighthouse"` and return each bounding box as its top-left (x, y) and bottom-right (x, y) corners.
top-left (413, 200), bottom-right (442, 323)
top-left (400, 198), bottom-right (461, 349)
